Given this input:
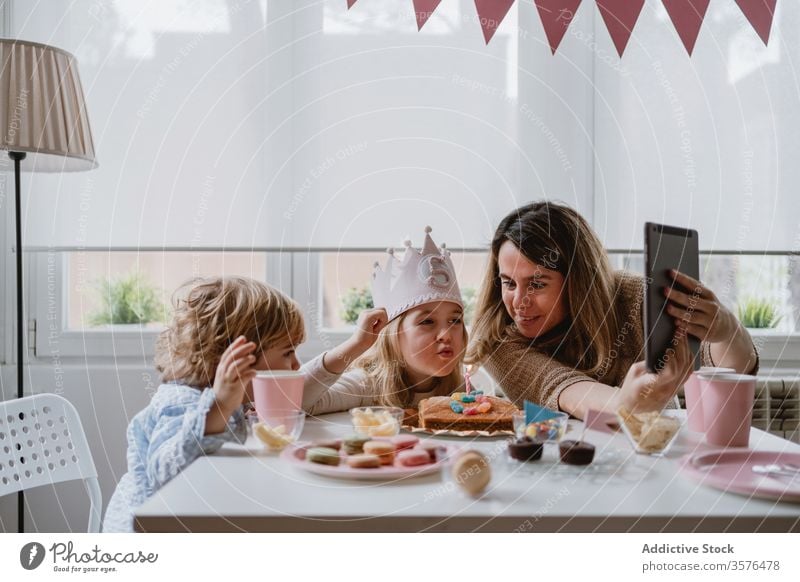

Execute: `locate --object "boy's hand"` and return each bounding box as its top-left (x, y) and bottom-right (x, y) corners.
top-left (212, 336), bottom-right (258, 414)
top-left (322, 308), bottom-right (389, 375)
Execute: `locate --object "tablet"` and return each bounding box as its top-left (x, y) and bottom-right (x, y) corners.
top-left (643, 222), bottom-right (701, 373)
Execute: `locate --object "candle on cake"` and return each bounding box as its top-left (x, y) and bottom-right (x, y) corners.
top-left (464, 365), bottom-right (473, 394)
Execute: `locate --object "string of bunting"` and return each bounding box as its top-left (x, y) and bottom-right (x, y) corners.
top-left (347, 0), bottom-right (777, 56)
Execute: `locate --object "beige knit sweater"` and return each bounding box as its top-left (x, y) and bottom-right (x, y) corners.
top-left (481, 270), bottom-right (745, 411)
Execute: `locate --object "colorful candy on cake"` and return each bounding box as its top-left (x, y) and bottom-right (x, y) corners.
top-left (418, 391), bottom-right (518, 432)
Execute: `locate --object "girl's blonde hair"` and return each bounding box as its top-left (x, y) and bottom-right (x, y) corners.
top-left (466, 201), bottom-right (618, 376)
top-left (356, 309), bottom-right (469, 407)
top-left (155, 276), bottom-right (305, 388)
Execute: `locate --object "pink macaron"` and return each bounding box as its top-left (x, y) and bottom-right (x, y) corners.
top-left (391, 435), bottom-right (420, 452)
top-left (396, 449), bottom-right (431, 467)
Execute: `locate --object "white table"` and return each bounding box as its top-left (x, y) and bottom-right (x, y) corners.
top-left (134, 413), bottom-right (800, 532)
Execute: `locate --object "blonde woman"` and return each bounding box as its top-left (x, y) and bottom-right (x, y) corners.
top-left (303, 227), bottom-right (470, 414)
top-left (466, 202), bottom-right (758, 420)
top-left (103, 276), bottom-right (348, 532)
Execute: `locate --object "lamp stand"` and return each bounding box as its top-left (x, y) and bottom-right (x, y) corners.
top-left (9, 150), bottom-right (26, 534)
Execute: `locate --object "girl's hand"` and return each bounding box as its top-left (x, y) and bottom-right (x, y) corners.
top-left (350, 308), bottom-right (389, 351)
top-left (663, 270), bottom-right (740, 344)
top-left (212, 336), bottom-right (258, 412)
top-left (615, 331), bottom-right (694, 413)
top-left (321, 308), bottom-right (389, 375)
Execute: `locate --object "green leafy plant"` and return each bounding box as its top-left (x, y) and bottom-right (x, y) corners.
top-left (339, 286), bottom-right (374, 325)
top-left (88, 271), bottom-right (165, 326)
top-left (737, 297), bottom-right (782, 329)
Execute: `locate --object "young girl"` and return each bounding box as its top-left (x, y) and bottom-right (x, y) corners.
top-left (303, 227), bottom-right (470, 414)
top-left (466, 201), bottom-right (759, 419)
top-left (102, 276), bottom-right (344, 533)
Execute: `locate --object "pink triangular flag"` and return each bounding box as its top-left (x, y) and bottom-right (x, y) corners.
top-left (534, 1), bottom-right (583, 54)
top-left (474, 0), bottom-right (516, 44)
top-left (735, 0), bottom-right (777, 45)
top-left (662, 0), bottom-right (710, 56)
top-left (584, 409), bottom-right (620, 434)
top-left (596, 0), bottom-right (645, 57)
top-left (413, 0), bottom-right (443, 30)
top-left (347, 0), bottom-right (357, 9)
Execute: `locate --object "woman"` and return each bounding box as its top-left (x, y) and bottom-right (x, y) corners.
top-left (466, 202), bottom-right (758, 420)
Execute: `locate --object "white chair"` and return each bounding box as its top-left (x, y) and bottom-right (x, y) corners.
top-left (0, 394), bottom-right (101, 532)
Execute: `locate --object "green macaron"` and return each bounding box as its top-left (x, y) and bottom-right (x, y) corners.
top-left (305, 447), bottom-right (341, 466)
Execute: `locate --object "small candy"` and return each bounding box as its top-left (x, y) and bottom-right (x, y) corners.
top-left (450, 401), bottom-right (464, 414)
top-left (472, 390), bottom-right (484, 397)
top-left (451, 393), bottom-right (467, 401)
top-left (461, 395), bottom-right (476, 403)
top-left (463, 407), bottom-right (478, 416)
top-left (476, 395), bottom-right (489, 404)
top-left (476, 401), bottom-right (492, 413)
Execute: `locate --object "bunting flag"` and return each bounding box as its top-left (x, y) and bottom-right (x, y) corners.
top-left (345, 0), bottom-right (778, 53)
top-left (413, 0), bottom-right (443, 30)
top-left (474, 0), bottom-right (516, 44)
top-left (735, 0), bottom-right (778, 45)
top-left (534, 0), bottom-right (583, 54)
top-left (596, 0), bottom-right (645, 57)
top-left (662, 0), bottom-right (711, 55)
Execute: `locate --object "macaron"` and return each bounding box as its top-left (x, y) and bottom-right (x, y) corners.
top-left (396, 449), bottom-right (431, 467)
top-left (312, 439), bottom-right (342, 451)
top-left (346, 453), bottom-right (381, 469)
top-left (452, 450), bottom-right (491, 496)
top-left (363, 440), bottom-right (396, 465)
top-left (391, 434), bottom-right (419, 452)
top-left (343, 435), bottom-right (370, 455)
top-left (417, 441), bottom-right (444, 462)
top-left (559, 440), bottom-right (595, 466)
top-left (305, 447), bottom-right (341, 466)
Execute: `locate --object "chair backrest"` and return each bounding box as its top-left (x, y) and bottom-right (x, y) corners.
top-left (0, 393), bottom-right (101, 532)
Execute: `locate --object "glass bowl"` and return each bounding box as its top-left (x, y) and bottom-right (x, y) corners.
top-left (512, 411), bottom-right (569, 443)
top-left (350, 406), bottom-right (404, 437)
top-left (617, 408), bottom-right (683, 456)
top-left (250, 409), bottom-right (306, 450)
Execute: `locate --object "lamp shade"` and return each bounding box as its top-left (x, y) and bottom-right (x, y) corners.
top-left (0, 39), bottom-right (96, 172)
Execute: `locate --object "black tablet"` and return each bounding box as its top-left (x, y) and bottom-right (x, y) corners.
top-left (643, 222), bottom-right (701, 373)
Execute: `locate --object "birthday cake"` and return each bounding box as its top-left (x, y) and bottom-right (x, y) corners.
top-left (418, 392), bottom-right (518, 432)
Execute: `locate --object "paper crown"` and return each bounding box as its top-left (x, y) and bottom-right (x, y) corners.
top-left (371, 226), bottom-right (463, 321)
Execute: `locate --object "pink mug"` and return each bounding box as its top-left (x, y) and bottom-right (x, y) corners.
top-left (683, 367), bottom-right (735, 432)
top-left (700, 372), bottom-right (756, 448)
top-left (252, 370), bottom-right (305, 425)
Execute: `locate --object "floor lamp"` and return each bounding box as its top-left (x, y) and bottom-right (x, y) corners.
top-left (0, 39), bottom-right (97, 533)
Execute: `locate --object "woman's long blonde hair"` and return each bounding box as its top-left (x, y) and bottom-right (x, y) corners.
top-left (466, 201), bottom-right (618, 376)
top-left (155, 276), bottom-right (305, 388)
top-left (356, 308), bottom-right (469, 407)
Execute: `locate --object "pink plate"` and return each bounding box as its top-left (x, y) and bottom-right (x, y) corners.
top-left (281, 442), bottom-right (453, 481)
top-left (681, 450), bottom-right (800, 503)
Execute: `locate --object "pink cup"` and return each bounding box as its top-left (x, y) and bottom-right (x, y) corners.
top-left (684, 367), bottom-right (735, 432)
top-left (252, 370), bottom-right (305, 426)
top-left (700, 372), bottom-right (756, 448)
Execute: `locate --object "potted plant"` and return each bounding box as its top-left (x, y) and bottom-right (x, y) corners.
top-left (737, 297), bottom-right (782, 332)
top-left (88, 271), bottom-right (166, 328)
top-left (339, 286), bottom-right (374, 325)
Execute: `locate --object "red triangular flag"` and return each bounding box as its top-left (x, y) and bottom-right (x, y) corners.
top-left (534, 1), bottom-right (583, 54)
top-left (596, 0), bottom-right (645, 57)
top-left (413, 0), bottom-right (443, 30)
top-left (662, 0), bottom-right (710, 56)
top-left (735, 0), bottom-right (777, 45)
top-left (347, 0), bottom-right (357, 9)
top-left (474, 0), bottom-right (516, 44)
